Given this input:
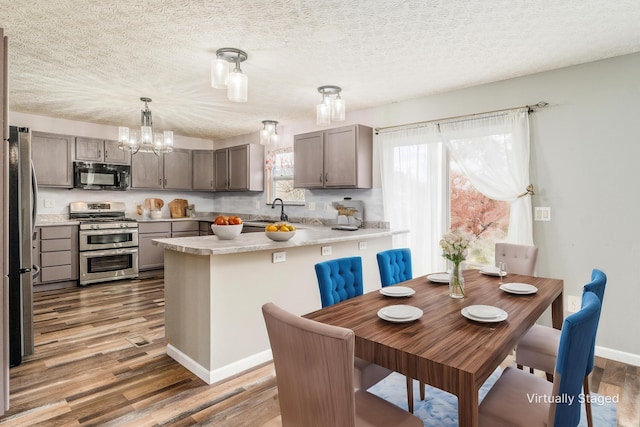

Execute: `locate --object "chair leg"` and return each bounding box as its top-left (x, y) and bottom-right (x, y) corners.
top-left (406, 376), bottom-right (414, 413)
top-left (419, 381), bottom-right (425, 401)
top-left (545, 372), bottom-right (554, 382)
top-left (584, 375), bottom-right (593, 427)
top-left (517, 364), bottom-right (523, 370)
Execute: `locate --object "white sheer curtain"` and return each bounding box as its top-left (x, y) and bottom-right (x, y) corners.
top-left (439, 109), bottom-right (533, 245)
top-left (377, 125), bottom-right (448, 276)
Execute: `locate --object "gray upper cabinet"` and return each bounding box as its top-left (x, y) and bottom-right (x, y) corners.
top-left (214, 144), bottom-right (264, 191)
top-left (75, 137), bottom-right (130, 165)
top-left (294, 124), bottom-right (372, 189)
top-left (131, 151), bottom-right (163, 189)
top-left (163, 148), bottom-right (192, 190)
top-left (131, 148), bottom-right (192, 190)
top-left (192, 150), bottom-right (214, 190)
top-left (32, 131), bottom-right (75, 188)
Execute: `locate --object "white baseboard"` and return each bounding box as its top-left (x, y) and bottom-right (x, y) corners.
top-left (595, 345), bottom-right (640, 367)
top-left (166, 344), bottom-right (273, 385)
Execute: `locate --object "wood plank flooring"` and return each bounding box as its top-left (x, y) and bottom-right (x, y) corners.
top-left (0, 276), bottom-right (637, 426)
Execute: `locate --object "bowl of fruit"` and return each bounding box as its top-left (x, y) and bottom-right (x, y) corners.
top-left (211, 215), bottom-right (243, 240)
top-left (265, 222), bottom-right (296, 241)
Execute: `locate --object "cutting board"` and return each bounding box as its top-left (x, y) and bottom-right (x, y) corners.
top-left (144, 198), bottom-right (164, 211)
top-left (168, 199), bottom-right (189, 218)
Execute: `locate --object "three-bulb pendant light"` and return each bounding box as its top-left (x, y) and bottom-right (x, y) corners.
top-left (316, 85), bottom-right (345, 126)
top-left (260, 120), bottom-right (280, 145)
top-left (118, 97), bottom-right (173, 156)
top-left (211, 48), bottom-right (248, 103)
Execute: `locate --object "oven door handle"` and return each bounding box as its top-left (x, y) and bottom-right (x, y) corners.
top-left (79, 228), bottom-right (138, 236)
top-left (80, 247), bottom-right (139, 257)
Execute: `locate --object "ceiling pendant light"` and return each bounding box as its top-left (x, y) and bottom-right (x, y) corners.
top-left (260, 120), bottom-right (280, 145)
top-left (211, 48), bottom-right (248, 103)
top-left (118, 97), bottom-right (173, 156)
top-left (316, 85), bottom-right (345, 126)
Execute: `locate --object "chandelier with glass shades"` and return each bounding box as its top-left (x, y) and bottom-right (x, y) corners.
top-left (316, 85), bottom-right (345, 126)
top-left (211, 47), bottom-right (249, 103)
top-left (260, 120), bottom-right (280, 145)
top-left (118, 97), bottom-right (173, 156)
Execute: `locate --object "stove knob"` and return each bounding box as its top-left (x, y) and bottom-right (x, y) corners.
top-left (91, 224), bottom-right (98, 230)
top-left (120, 223), bottom-right (126, 229)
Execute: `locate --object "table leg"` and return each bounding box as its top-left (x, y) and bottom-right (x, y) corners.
top-left (457, 383), bottom-right (479, 427)
top-left (551, 291), bottom-right (564, 330)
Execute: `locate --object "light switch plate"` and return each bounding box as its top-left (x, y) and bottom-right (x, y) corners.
top-left (272, 251), bottom-right (286, 263)
top-left (358, 241), bottom-right (367, 250)
top-left (321, 246), bottom-right (332, 256)
top-left (534, 207), bottom-right (551, 221)
top-left (308, 202), bottom-right (316, 211)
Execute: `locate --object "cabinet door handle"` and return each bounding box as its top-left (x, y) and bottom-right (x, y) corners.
top-left (324, 172), bottom-right (328, 183)
top-left (99, 149), bottom-right (103, 159)
top-left (319, 174), bottom-right (323, 183)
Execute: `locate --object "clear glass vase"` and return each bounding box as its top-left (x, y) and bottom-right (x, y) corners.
top-left (449, 262), bottom-right (465, 298)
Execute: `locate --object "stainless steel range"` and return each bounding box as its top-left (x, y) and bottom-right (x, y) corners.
top-left (69, 201), bottom-right (139, 285)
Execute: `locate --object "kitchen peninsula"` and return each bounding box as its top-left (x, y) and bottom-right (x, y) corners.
top-left (153, 226), bottom-right (404, 384)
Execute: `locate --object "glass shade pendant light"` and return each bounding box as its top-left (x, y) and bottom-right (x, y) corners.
top-left (118, 97), bottom-right (173, 156)
top-left (260, 120), bottom-right (280, 145)
top-left (316, 85), bottom-right (345, 126)
top-left (211, 48), bottom-right (248, 102)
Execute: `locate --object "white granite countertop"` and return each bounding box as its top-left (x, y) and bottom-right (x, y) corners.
top-left (152, 226), bottom-right (407, 256)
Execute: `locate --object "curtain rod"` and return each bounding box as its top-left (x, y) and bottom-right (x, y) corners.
top-left (374, 101), bottom-right (549, 134)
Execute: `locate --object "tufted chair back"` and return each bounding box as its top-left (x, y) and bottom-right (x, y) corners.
top-left (315, 257), bottom-right (364, 308)
top-left (549, 291), bottom-right (602, 426)
top-left (494, 243), bottom-right (538, 276)
top-left (376, 248), bottom-right (413, 287)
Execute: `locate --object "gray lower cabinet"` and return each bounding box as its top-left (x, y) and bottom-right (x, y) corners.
top-left (131, 148), bottom-right (192, 190)
top-left (32, 132), bottom-right (75, 188)
top-left (138, 222), bottom-right (171, 270)
top-left (33, 225), bottom-right (79, 289)
top-left (138, 221), bottom-right (200, 270)
top-left (294, 124), bottom-right (373, 189)
top-left (192, 150), bottom-right (215, 190)
top-left (199, 221), bottom-right (214, 236)
top-left (75, 137), bottom-right (130, 165)
top-left (214, 144), bottom-right (264, 191)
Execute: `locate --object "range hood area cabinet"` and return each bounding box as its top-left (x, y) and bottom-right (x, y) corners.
top-left (75, 137), bottom-right (130, 165)
top-left (293, 124), bottom-right (372, 189)
top-left (214, 144), bottom-right (264, 191)
top-left (131, 148), bottom-right (192, 190)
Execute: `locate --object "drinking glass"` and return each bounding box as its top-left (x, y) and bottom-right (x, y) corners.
top-left (498, 261), bottom-right (507, 285)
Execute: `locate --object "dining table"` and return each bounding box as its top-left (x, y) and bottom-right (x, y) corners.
top-left (304, 269), bottom-right (564, 427)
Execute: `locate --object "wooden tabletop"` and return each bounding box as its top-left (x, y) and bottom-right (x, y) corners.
top-left (304, 269), bottom-right (564, 427)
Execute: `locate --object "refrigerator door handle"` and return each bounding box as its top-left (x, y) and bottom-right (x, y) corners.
top-left (31, 159), bottom-right (38, 233)
top-left (31, 264), bottom-right (41, 279)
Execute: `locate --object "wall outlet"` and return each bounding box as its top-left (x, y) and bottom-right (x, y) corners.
top-left (255, 201), bottom-right (261, 210)
top-left (567, 295), bottom-right (580, 313)
top-left (358, 241), bottom-right (367, 250)
top-left (308, 202), bottom-right (316, 211)
top-left (321, 246), bottom-right (332, 256)
top-left (272, 251), bottom-right (286, 263)
top-left (44, 198), bottom-right (55, 208)
top-left (324, 202), bottom-right (333, 212)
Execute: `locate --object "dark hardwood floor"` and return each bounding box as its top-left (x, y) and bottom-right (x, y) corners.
top-left (0, 276), bottom-right (637, 426)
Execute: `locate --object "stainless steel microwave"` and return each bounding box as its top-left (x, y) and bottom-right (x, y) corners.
top-left (73, 162), bottom-right (130, 190)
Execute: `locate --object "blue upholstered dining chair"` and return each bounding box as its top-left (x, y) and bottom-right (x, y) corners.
top-left (314, 257), bottom-right (392, 395)
top-left (480, 291), bottom-right (602, 426)
top-left (376, 248), bottom-right (412, 287)
top-left (515, 268), bottom-right (607, 427)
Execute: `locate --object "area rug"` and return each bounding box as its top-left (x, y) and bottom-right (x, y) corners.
top-left (368, 368), bottom-right (617, 427)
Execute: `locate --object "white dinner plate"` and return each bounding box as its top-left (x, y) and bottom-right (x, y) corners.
top-left (500, 282), bottom-right (538, 294)
top-left (461, 305), bottom-right (508, 323)
top-left (426, 272), bottom-right (450, 283)
top-left (480, 266), bottom-right (506, 277)
top-left (379, 286), bottom-right (416, 297)
top-left (377, 305), bottom-right (423, 323)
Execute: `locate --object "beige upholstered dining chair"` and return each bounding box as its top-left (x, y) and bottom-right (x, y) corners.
top-left (262, 302), bottom-right (423, 427)
top-left (494, 242), bottom-right (538, 276)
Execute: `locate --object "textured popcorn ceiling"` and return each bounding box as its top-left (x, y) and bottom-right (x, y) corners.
top-left (2, 0), bottom-right (640, 141)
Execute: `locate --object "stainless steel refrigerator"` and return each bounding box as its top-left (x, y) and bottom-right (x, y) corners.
top-left (7, 126), bottom-right (38, 367)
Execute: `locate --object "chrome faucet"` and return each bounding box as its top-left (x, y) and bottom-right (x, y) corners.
top-left (271, 198), bottom-right (289, 222)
